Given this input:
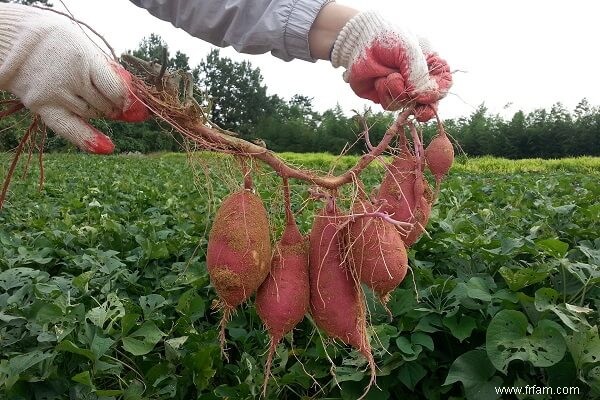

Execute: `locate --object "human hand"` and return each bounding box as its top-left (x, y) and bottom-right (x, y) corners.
top-left (330, 11), bottom-right (452, 122)
top-left (0, 4), bottom-right (149, 154)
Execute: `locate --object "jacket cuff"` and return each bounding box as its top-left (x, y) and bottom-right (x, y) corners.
top-left (281, 0), bottom-right (334, 62)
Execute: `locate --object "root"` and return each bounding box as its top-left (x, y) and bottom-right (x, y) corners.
top-left (0, 101), bottom-right (25, 118)
top-left (408, 265), bottom-right (420, 303)
top-left (122, 64), bottom-right (414, 191)
top-left (217, 303), bottom-right (234, 361)
top-left (379, 293), bottom-right (393, 322)
top-left (37, 126), bottom-right (47, 192)
top-left (282, 177), bottom-right (293, 225)
top-left (261, 336), bottom-right (279, 398)
top-left (1, 117), bottom-right (40, 209)
top-left (357, 349), bottom-right (378, 400)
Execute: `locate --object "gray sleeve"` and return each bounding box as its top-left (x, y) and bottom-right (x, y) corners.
top-left (128, 0), bottom-right (334, 62)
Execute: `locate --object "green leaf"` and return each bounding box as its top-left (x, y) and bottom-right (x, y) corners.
top-left (333, 366), bottom-right (365, 384)
top-left (176, 289), bottom-right (206, 322)
top-left (213, 385), bottom-right (239, 398)
top-left (388, 289), bottom-right (419, 317)
top-left (411, 332), bottom-right (434, 351)
top-left (122, 321), bottom-right (165, 356)
top-left (371, 325), bottom-right (398, 353)
top-left (500, 237), bottom-right (525, 255)
top-left (71, 370), bottom-right (94, 388)
top-left (95, 389), bottom-right (123, 396)
top-left (398, 362), bottom-right (427, 390)
top-left (565, 262), bottom-right (600, 284)
top-left (73, 271), bottom-right (95, 291)
top-left (0, 312), bottom-right (25, 323)
top-left (499, 266), bottom-right (552, 291)
top-left (395, 336), bottom-right (422, 361)
top-left (486, 310), bottom-right (566, 373)
top-left (90, 335), bottom-right (115, 360)
top-left (56, 341), bottom-right (95, 361)
top-left (465, 277), bottom-right (493, 302)
top-left (443, 314), bottom-right (477, 342)
top-left (414, 314), bottom-right (442, 333)
top-left (35, 303), bottom-right (63, 324)
top-left (230, 328), bottom-right (252, 342)
top-left (0, 268), bottom-right (47, 291)
top-left (121, 313), bottom-right (140, 336)
top-left (534, 287), bottom-right (587, 331)
top-left (165, 336), bottom-right (188, 361)
top-left (444, 350), bottom-right (501, 400)
top-left (588, 366), bottom-right (600, 394)
top-left (536, 238), bottom-right (569, 258)
top-left (1, 351), bottom-right (54, 389)
top-left (566, 325), bottom-right (600, 369)
top-left (123, 381), bottom-right (145, 400)
top-left (145, 362), bottom-right (172, 387)
top-left (140, 294), bottom-right (166, 319)
top-left (85, 293), bottom-right (125, 331)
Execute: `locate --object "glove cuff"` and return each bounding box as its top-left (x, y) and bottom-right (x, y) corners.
top-left (330, 11), bottom-right (394, 69)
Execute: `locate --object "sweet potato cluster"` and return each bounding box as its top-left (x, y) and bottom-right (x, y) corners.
top-left (205, 126), bottom-right (454, 398)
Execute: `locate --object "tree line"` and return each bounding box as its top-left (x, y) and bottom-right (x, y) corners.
top-left (0, 30), bottom-right (598, 158)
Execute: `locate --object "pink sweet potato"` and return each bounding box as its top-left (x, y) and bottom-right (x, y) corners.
top-left (207, 190), bottom-right (272, 307)
top-left (206, 189), bottom-right (272, 353)
top-left (309, 200), bottom-right (376, 397)
top-left (377, 133), bottom-right (436, 248)
top-left (402, 195), bottom-right (432, 247)
top-left (348, 200), bottom-right (408, 302)
top-left (377, 143), bottom-right (417, 223)
top-left (256, 216), bottom-right (309, 394)
top-left (425, 128), bottom-right (454, 182)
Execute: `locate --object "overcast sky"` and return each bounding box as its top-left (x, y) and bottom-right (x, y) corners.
top-left (58, 0), bottom-right (600, 120)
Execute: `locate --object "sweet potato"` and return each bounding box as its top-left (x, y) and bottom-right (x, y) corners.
top-left (256, 216), bottom-right (309, 395)
top-left (348, 200), bottom-right (408, 302)
top-left (309, 200), bottom-right (376, 397)
top-left (425, 128), bottom-right (454, 182)
top-left (402, 195), bottom-right (432, 247)
top-left (377, 143), bottom-right (417, 222)
top-left (206, 189), bottom-right (272, 353)
top-left (207, 190), bottom-right (271, 306)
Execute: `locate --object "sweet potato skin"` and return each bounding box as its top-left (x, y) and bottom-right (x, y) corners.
top-left (402, 195), bottom-right (432, 247)
top-left (425, 130), bottom-right (454, 179)
top-left (348, 200), bottom-right (408, 298)
top-left (377, 150), bottom-right (417, 222)
top-left (309, 202), bottom-right (368, 351)
top-left (206, 190), bottom-right (272, 308)
top-left (256, 221), bottom-right (309, 341)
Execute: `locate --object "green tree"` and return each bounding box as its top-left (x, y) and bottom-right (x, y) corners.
top-left (196, 49), bottom-right (274, 137)
top-left (503, 110), bottom-right (527, 159)
top-left (131, 34), bottom-right (168, 62)
top-left (171, 50), bottom-right (191, 72)
top-left (315, 105), bottom-right (356, 154)
top-left (129, 34), bottom-right (190, 71)
top-left (461, 104), bottom-right (492, 156)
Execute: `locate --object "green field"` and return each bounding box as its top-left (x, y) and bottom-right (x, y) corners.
top-left (1, 153), bottom-right (599, 399)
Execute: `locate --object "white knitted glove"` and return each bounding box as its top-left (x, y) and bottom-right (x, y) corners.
top-left (0, 4), bottom-right (148, 154)
top-left (330, 11), bottom-right (452, 122)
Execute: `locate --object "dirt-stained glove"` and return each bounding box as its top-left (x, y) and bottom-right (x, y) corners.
top-left (0, 4), bottom-right (149, 154)
top-left (330, 11), bottom-right (452, 122)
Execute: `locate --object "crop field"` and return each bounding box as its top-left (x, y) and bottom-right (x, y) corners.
top-left (1, 153), bottom-right (599, 399)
